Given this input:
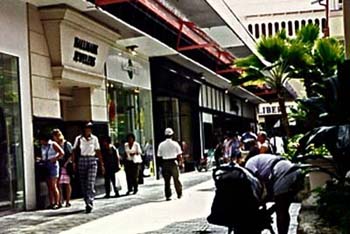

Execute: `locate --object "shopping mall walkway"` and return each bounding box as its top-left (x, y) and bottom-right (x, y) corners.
top-left (0, 170), bottom-right (300, 234)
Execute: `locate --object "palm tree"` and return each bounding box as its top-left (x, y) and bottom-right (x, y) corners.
top-left (233, 30), bottom-right (313, 137)
top-left (293, 25), bottom-right (344, 97)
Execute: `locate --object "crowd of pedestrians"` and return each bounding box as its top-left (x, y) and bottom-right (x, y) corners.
top-left (214, 127), bottom-right (286, 167)
top-left (36, 122), bottom-right (183, 213)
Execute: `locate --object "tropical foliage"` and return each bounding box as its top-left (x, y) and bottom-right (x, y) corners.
top-left (234, 24), bottom-right (344, 137)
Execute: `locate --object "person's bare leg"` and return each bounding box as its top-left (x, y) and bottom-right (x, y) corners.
top-left (52, 178), bottom-right (60, 205)
top-left (66, 184), bottom-right (72, 205)
top-left (47, 179), bottom-right (54, 206)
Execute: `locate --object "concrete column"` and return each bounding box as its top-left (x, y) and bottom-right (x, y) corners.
top-left (344, 0), bottom-right (350, 58)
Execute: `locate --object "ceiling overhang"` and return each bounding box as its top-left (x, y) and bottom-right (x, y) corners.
top-left (27, 0), bottom-right (264, 104)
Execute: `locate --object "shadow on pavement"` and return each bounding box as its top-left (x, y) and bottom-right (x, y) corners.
top-left (196, 188), bottom-right (215, 192)
top-left (44, 209), bottom-right (85, 217)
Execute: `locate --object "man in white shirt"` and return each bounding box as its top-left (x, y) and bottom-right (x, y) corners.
top-left (157, 128), bottom-right (183, 201)
top-left (72, 122), bottom-right (105, 213)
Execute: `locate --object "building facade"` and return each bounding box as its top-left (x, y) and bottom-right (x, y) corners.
top-left (0, 0), bottom-right (265, 211)
top-left (0, 0), bottom-right (34, 211)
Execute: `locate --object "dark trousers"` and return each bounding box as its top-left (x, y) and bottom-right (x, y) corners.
top-left (104, 169), bottom-right (117, 196)
top-left (162, 160), bottom-right (182, 199)
top-left (124, 161), bottom-right (140, 192)
top-left (78, 157), bottom-right (98, 206)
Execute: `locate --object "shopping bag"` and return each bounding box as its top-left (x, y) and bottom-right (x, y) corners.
top-left (115, 171), bottom-right (122, 191)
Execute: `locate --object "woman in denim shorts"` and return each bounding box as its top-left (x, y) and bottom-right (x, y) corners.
top-left (39, 133), bottom-right (64, 209)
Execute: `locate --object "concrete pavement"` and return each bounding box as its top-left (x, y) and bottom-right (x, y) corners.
top-left (61, 179), bottom-right (300, 234)
top-left (0, 170), bottom-right (300, 234)
top-left (0, 170), bottom-right (212, 234)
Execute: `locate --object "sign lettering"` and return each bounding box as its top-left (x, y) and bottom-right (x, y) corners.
top-left (73, 37), bottom-right (98, 67)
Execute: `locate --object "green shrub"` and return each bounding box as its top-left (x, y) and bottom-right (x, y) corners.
top-left (315, 182), bottom-right (350, 233)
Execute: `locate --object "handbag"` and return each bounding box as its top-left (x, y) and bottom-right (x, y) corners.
top-left (36, 160), bottom-right (49, 178)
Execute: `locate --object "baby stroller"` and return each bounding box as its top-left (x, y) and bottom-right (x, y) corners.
top-left (207, 163), bottom-right (276, 234)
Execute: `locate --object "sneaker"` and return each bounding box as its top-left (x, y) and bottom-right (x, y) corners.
top-left (85, 204), bottom-right (93, 214)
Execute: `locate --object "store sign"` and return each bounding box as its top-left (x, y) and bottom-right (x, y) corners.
top-left (258, 101), bottom-right (297, 116)
top-left (122, 59), bottom-right (139, 80)
top-left (73, 37), bottom-right (98, 67)
top-left (202, 113), bottom-right (213, 123)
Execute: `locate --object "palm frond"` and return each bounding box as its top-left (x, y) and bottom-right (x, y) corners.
top-left (284, 40), bottom-right (314, 69)
top-left (234, 54), bottom-right (265, 70)
top-left (257, 36), bottom-right (287, 63)
top-left (296, 24), bottom-right (320, 45)
top-left (314, 38), bottom-right (345, 77)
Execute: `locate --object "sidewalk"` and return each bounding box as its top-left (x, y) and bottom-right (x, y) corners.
top-left (61, 179), bottom-right (300, 234)
top-left (0, 170), bottom-right (212, 234)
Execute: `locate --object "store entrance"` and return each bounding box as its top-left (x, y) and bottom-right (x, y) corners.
top-left (0, 53), bottom-right (24, 210)
top-left (155, 97), bottom-right (199, 171)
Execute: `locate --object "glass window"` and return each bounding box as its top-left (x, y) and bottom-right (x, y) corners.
top-left (0, 53), bottom-right (24, 209)
top-left (107, 83), bottom-right (153, 146)
top-left (275, 22), bottom-right (280, 33)
top-left (248, 24), bottom-right (253, 34)
top-left (295, 21), bottom-right (300, 33)
top-left (255, 24), bottom-right (260, 38)
top-left (315, 18), bottom-right (320, 26)
top-left (288, 21), bottom-right (293, 36)
top-left (268, 23), bottom-right (273, 36)
top-left (261, 23), bottom-right (266, 36)
top-left (281, 21), bottom-right (286, 29)
top-left (322, 18), bottom-right (327, 31)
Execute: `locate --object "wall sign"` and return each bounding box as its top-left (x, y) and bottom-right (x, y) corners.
top-left (258, 101), bottom-right (297, 116)
top-left (73, 37), bottom-right (98, 67)
top-left (122, 59), bottom-right (139, 80)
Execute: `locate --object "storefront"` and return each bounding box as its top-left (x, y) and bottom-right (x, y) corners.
top-left (200, 83), bottom-right (260, 151)
top-left (106, 50), bottom-right (155, 173)
top-left (150, 58), bottom-right (201, 172)
top-left (0, 0), bottom-right (34, 211)
top-left (26, 5), bottom-right (120, 207)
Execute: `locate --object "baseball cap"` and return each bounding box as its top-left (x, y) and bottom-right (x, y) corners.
top-left (84, 122), bottom-right (93, 129)
top-left (164, 128), bottom-right (174, 136)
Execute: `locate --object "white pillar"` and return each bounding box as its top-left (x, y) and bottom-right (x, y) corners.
top-left (344, 0), bottom-right (350, 59)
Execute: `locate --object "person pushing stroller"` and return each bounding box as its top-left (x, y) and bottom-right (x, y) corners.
top-left (245, 154), bottom-right (303, 234)
top-left (208, 153), bottom-right (304, 234)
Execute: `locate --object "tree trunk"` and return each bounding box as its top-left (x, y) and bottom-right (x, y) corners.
top-left (277, 90), bottom-right (291, 137)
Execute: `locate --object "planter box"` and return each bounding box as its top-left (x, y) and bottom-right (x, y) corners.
top-left (306, 156), bottom-right (336, 191)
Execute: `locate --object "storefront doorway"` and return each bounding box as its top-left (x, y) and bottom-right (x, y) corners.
top-left (0, 53), bottom-right (24, 210)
